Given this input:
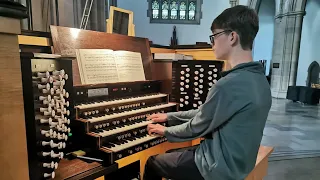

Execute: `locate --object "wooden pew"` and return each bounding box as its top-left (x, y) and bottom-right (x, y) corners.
top-left (245, 146), bottom-right (274, 180)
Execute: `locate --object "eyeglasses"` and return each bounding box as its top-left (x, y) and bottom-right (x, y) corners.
top-left (209, 30), bottom-right (232, 45)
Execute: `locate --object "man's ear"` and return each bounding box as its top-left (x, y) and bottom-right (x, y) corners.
top-left (229, 32), bottom-right (238, 46)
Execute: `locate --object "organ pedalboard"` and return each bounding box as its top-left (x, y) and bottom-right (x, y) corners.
top-left (171, 60), bottom-right (224, 111)
top-left (20, 53), bottom-right (73, 180)
top-left (73, 80), bottom-right (178, 164)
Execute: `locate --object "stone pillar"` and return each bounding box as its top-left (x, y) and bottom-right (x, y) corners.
top-left (270, 11), bottom-right (305, 98)
top-left (0, 2), bottom-right (29, 180)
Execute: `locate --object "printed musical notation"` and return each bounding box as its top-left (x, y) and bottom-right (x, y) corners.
top-left (75, 49), bottom-right (146, 84)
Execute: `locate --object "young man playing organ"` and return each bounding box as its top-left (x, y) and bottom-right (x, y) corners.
top-left (145, 5), bottom-right (272, 180)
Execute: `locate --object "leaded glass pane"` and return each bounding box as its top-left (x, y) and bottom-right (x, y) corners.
top-left (179, 1), bottom-right (186, 20)
top-left (188, 1), bottom-right (196, 20)
top-left (162, 0), bottom-right (169, 19)
top-left (170, 1), bottom-right (178, 19)
top-left (152, 0), bottom-right (160, 19)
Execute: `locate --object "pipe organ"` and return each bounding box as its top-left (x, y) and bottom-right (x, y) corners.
top-left (73, 81), bottom-right (177, 164)
top-left (20, 53), bottom-right (74, 180)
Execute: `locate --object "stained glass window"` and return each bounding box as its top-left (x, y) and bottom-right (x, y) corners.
top-left (152, 0), bottom-right (160, 19)
top-left (229, 0), bottom-right (239, 7)
top-left (188, 1), bottom-right (196, 20)
top-left (162, 1), bottom-right (169, 19)
top-left (179, 1), bottom-right (187, 20)
top-left (148, 0), bottom-right (202, 24)
top-left (170, 1), bottom-right (178, 19)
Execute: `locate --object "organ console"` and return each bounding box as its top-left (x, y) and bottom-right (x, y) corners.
top-left (20, 52), bottom-right (74, 180)
top-left (15, 26), bottom-right (199, 180)
top-left (73, 81), bottom-right (177, 164)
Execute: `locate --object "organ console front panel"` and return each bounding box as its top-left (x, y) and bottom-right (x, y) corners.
top-left (73, 81), bottom-right (178, 164)
top-left (20, 53), bottom-right (73, 180)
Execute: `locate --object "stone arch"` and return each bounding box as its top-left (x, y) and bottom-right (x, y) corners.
top-left (247, 0), bottom-right (307, 14)
top-left (306, 61), bottom-right (320, 86)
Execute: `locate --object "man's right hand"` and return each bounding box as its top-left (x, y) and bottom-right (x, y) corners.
top-left (147, 113), bottom-right (168, 123)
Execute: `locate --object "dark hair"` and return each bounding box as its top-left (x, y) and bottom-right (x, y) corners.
top-left (211, 5), bottom-right (259, 50)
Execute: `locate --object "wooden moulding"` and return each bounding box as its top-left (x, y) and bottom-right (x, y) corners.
top-left (50, 25), bottom-right (153, 86)
top-left (0, 19), bottom-right (29, 180)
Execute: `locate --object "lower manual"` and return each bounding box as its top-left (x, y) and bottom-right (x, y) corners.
top-left (100, 134), bottom-right (167, 163)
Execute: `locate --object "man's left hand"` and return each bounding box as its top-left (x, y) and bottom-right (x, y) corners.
top-left (147, 123), bottom-right (166, 136)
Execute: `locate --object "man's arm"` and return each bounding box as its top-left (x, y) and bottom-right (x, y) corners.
top-left (166, 109), bottom-right (199, 126)
top-left (164, 85), bottom-right (250, 142)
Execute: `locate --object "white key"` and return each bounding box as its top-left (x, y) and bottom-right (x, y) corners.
top-left (76, 94), bottom-right (168, 110)
top-left (105, 135), bottom-right (158, 152)
top-left (97, 120), bottom-right (152, 137)
top-left (87, 103), bottom-right (176, 123)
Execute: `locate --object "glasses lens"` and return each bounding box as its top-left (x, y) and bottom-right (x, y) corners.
top-left (210, 36), bottom-right (214, 45)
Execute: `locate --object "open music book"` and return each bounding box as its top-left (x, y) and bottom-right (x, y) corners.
top-left (75, 49), bottom-right (146, 84)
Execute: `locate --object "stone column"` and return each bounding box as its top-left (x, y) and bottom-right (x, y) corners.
top-left (0, 2), bottom-right (29, 180)
top-left (270, 11), bottom-right (305, 98)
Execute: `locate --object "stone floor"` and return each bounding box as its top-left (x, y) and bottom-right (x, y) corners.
top-left (261, 99), bottom-right (320, 179)
top-left (261, 98), bottom-right (320, 158)
top-left (265, 157), bottom-right (320, 180)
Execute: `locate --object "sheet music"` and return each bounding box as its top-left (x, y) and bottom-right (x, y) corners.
top-left (114, 51), bottom-right (146, 82)
top-left (76, 49), bottom-right (119, 84)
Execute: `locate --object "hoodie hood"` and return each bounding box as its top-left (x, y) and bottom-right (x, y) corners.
top-left (220, 61), bottom-right (265, 77)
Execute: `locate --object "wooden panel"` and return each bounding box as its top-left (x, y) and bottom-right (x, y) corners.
top-left (115, 141), bottom-right (192, 179)
top-left (151, 47), bottom-right (175, 54)
top-left (18, 35), bottom-right (51, 46)
top-left (0, 34), bottom-right (29, 180)
top-left (151, 61), bottom-right (173, 94)
top-left (175, 48), bottom-right (216, 60)
top-left (50, 26), bottom-right (153, 85)
top-left (0, 17), bottom-right (21, 34)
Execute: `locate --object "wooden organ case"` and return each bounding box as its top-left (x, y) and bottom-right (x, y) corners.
top-left (46, 25), bottom-right (191, 179)
top-left (20, 52), bottom-right (74, 179)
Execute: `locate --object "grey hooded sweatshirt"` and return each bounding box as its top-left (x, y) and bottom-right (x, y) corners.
top-left (164, 61), bottom-right (272, 180)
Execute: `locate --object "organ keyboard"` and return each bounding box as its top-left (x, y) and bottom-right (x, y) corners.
top-left (73, 81), bottom-right (177, 164)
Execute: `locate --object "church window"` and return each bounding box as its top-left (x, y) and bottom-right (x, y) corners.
top-left (148, 0), bottom-right (203, 24)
